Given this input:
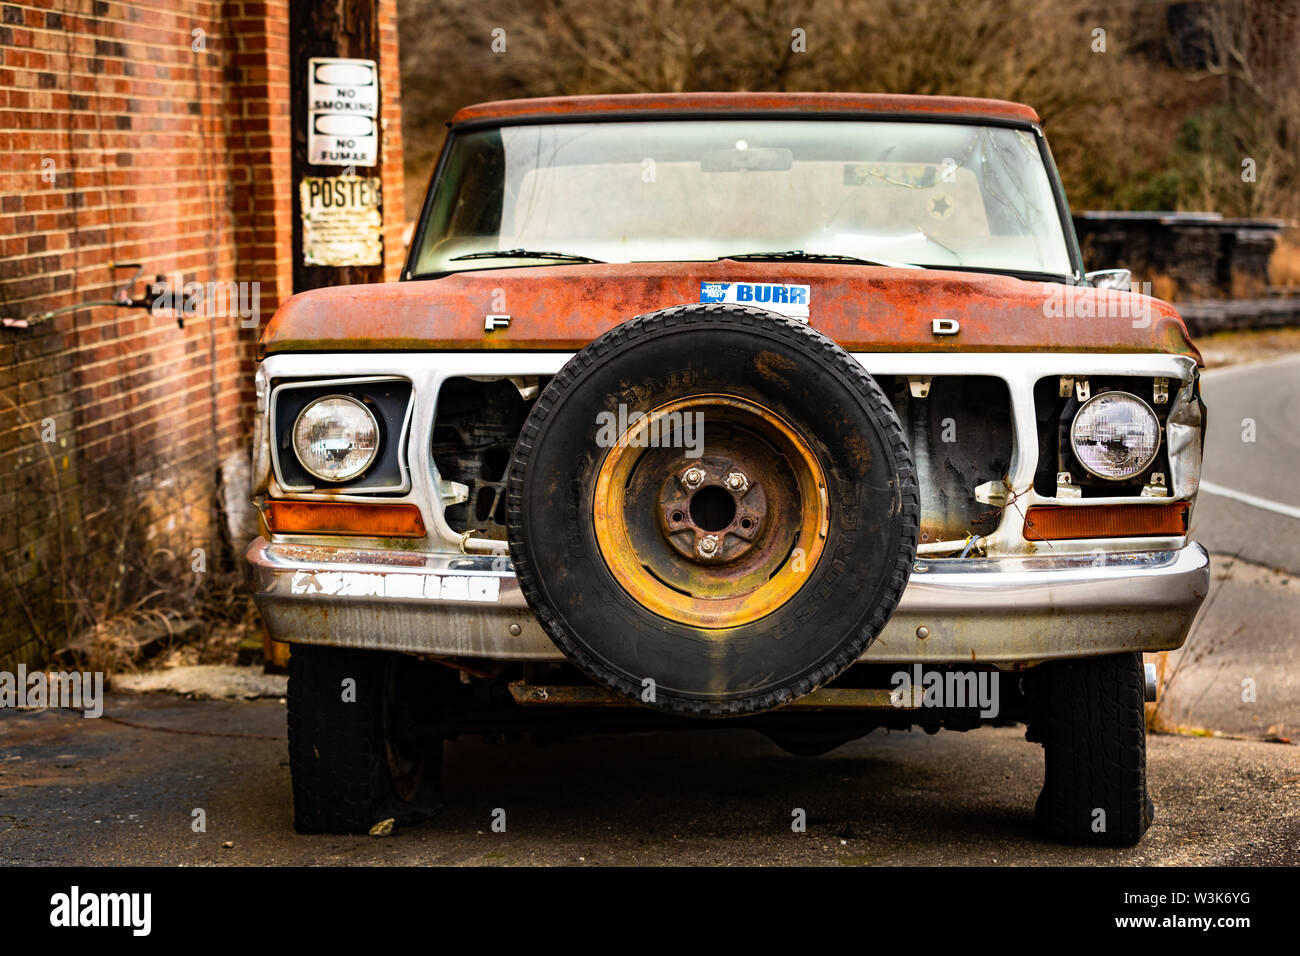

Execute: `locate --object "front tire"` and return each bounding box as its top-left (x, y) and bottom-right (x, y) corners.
top-left (287, 644), bottom-right (442, 834)
top-left (1032, 653), bottom-right (1155, 846)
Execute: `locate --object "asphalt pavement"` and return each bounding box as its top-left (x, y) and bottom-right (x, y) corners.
top-left (1194, 355), bottom-right (1300, 575)
top-left (1159, 354), bottom-right (1300, 738)
top-left (1, 693), bottom-right (1296, 866)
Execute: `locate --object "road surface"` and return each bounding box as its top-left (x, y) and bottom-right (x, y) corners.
top-left (1, 693), bottom-right (1297, 866)
top-left (1160, 354), bottom-right (1300, 738)
top-left (1195, 355), bottom-right (1300, 575)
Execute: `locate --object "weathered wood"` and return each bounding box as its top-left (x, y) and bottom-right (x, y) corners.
top-left (289, 0), bottom-right (385, 292)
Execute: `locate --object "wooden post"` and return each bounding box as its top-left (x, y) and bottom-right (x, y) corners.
top-left (270, 0), bottom-right (389, 670)
top-left (289, 0), bottom-right (386, 293)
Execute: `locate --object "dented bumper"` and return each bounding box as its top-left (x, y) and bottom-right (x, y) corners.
top-left (247, 537), bottom-right (1210, 666)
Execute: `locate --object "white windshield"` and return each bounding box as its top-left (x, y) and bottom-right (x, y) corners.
top-left (414, 119), bottom-right (1073, 276)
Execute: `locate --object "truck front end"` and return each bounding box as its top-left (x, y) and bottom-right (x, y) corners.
top-left (249, 93), bottom-right (1208, 843)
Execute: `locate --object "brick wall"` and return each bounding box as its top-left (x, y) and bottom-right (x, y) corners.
top-left (377, 0), bottom-right (403, 277)
top-left (0, 0), bottom-right (404, 669)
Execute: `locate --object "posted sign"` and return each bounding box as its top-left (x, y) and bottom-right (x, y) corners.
top-left (307, 57), bottom-right (379, 167)
top-left (300, 176), bottom-right (383, 267)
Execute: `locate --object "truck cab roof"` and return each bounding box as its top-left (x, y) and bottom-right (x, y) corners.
top-left (450, 92), bottom-right (1041, 128)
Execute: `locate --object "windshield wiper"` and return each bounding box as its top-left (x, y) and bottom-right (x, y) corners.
top-left (720, 250), bottom-right (920, 269)
top-left (450, 248), bottom-right (604, 263)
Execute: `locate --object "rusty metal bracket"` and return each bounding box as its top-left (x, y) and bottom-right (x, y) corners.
top-left (1055, 471), bottom-right (1082, 499)
top-left (1141, 472), bottom-right (1169, 497)
top-left (507, 680), bottom-right (921, 710)
top-left (974, 479), bottom-right (1009, 507)
top-left (5, 262), bottom-right (165, 330)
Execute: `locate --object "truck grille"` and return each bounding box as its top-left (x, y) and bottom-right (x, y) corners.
top-left (430, 374), bottom-right (1014, 550)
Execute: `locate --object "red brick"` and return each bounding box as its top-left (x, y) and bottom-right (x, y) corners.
top-left (0, 0), bottom-right (403, 667)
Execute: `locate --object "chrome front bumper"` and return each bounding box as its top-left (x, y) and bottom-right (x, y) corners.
top-left (248, 538), bottom-right (1210, 667)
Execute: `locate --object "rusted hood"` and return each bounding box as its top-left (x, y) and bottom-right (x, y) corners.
top-left (259, 261), bottom-right (1202, 365)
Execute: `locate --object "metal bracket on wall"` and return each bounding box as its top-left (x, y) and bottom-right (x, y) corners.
top-left (4, 262), bottom-right (165, 330)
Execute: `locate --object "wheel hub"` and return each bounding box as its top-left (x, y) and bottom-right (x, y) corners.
top-left (659, 458), bottom-right (768, 563)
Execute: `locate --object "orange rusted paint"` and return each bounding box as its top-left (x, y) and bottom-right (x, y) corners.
top-left (260, 261), bottom-right (1202, 365)
top-left (450, 91), bottom-right (1041, 126)
top-left (591, 394), bottom-right (827, 629)
top-left (262, 92), bottom-right (1200, 365)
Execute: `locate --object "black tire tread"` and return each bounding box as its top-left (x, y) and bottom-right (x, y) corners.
top-left (287, 644), bottom-right (388, 834)
top-left (1034, 652), bottom-right (1155, 846)
top-left (506, 303), bottom-right (919, 718)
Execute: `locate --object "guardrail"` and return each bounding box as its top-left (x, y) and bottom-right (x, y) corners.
top-left (1176, 296), bottom-right (1300, 337)
top-left (1074, 210), bottom-right (1290, 301)
top-left (1074, 211), bottom-right (1299, 334)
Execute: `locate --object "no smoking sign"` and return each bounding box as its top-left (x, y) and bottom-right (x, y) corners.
top-left (307, 57), bottom-right (379, 167)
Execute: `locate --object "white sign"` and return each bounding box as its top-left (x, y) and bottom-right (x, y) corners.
top-left (300, 176), bottom-right (383, 266)
top-left (307, 57), bottom-right (378, 167)
top-left (698, 281), bottom-right (811, 320)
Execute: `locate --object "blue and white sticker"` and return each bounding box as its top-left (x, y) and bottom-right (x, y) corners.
top-left (699, 281), bottom-right (811, 321)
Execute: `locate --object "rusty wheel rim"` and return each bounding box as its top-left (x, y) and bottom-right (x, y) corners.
top-left (592, 394), bottom-right (828, 629)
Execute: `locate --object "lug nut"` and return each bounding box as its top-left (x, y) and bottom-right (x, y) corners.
top-left (725, 471), bottom-right (748, 491)
top-left (698, 535), bottom-right (719, 557)
top-left (682, 468), bottom-right (705, 488)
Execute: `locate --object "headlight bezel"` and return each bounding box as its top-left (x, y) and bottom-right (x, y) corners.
top-left (268, 376), bottom-right (414, 494)
top-left (291, 394), bottom-right (382, 483)
top-left (1069, 389), bottom-right (1162, 481)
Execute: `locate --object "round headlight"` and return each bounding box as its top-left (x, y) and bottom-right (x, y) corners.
top-left (1070, 391), bottom-right (1161, 480)
top-left (292, 395), bottom-right (380, 482)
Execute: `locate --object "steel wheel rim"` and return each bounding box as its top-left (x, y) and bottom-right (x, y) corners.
top-left (592, 393), bottom-right (828, 629)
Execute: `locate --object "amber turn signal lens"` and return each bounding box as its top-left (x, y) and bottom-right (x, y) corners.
top-left (1023, 502), bottom-right (1189, 541)
top-left (265, 500), bottom-right (426, 537)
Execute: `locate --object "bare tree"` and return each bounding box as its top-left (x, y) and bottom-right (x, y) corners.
top-left (396, 0), bottom-right (1296, 221)
top-left (1191, 0), bottom-right (1300, 218)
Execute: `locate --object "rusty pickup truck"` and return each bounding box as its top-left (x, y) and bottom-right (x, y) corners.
top-left (249, 93), bottom-right (1208, 845)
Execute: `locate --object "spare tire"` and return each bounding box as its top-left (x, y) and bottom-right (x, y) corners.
top-left (506, 304), bottom-right (918, 717)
